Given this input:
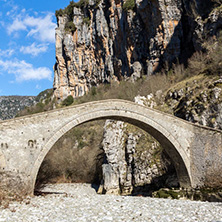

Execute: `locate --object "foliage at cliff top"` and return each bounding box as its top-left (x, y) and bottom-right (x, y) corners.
top-left (55, 0), bottom-right (92, 32)
top-left (55, 0), bottom-right (90, 20)
top-left (123, 0), bottom-right (135, 11)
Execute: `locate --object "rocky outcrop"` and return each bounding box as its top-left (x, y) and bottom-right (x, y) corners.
top-left (0, 96), bottom-right (36, 120)
top-left (53, 0), bottom-right (222, 101)
top-left (100, 95), bottom-right (178, 195)
top-left (165, 75), bottom-right (222, 130)
top-left (0, 89), bottom-right (53, 120)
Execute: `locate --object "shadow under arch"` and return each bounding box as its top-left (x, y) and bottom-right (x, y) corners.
top-left (30, 108), bottom-right (192, 194)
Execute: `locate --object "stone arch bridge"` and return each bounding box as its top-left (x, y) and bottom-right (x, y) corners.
top-left (0, 99), bottom-right (221, 196)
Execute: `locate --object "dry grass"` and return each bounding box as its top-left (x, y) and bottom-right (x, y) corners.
top-left (0, 190), bottom-right (25, 208)
top-left (35, 120), bottom-right (105, 188)
top-left (71, 72), bottom-right (186, 106)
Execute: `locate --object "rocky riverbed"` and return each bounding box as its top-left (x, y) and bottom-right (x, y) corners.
top-left (0, 183), bottom-right (222, 222)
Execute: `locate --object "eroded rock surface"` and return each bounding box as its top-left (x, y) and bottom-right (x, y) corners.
top-left (54, 0), bottom-right (222, 101)
top-left (100, 95), bottom-right (178, 195)
top-left (165, 75), bottom-right (222, 130)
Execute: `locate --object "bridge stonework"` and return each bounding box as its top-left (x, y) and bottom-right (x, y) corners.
top-left (0, 99), bottom-right (221, 196)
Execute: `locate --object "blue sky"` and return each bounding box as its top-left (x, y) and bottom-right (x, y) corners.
top-left (0, 0), bottom-right (71, 96)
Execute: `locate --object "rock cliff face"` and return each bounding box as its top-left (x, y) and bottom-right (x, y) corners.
top-left (100, 95), bottom-right (178, 195)
top-left (165, 75), bottom-right (222, 130)
top-left (54, 0), bottom-right (222, 100)
top-left (0, 96), bottom-right (36, 120)
top-left (0, 89), bottom-right (53, 120)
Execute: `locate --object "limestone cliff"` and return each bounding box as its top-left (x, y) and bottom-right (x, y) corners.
top-left (100, 95), bottom-right (178, 195)
top-left (53, 0), bottom-right (222, 101)
top-left (101, 119), bottom-right (177, 195)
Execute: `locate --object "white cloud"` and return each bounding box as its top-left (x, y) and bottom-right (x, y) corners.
top-left (7, 13), bottom-right (56, 43)
top-left (6, 4), bottom-right (18, 16)
top-left (20, 43), bottom-right (48, 56)
top-left (0, 59), bottom-right (52, 82)
top-left (7, 17), bottom-right (26, 33)
top-left (0, 48), bottom-right (15, 57)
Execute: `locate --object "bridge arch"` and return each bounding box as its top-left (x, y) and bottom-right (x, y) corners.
top-left (30, 102), bottom-right (192, 193)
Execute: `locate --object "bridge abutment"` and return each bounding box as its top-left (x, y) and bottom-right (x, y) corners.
top-left (0, 171), bottom-right (33, 197)
top-left (190, 128), bottom-right (222, 188)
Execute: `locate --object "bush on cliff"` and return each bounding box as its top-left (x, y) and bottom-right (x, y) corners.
top-left (123, 0), bottom-right (135, 11)
top-left (74, 0), bottom-right (89, 8)
top-left (65, 21), bottom-right (76, 33)
top-left (62, 95), bottom-right (74, 106)
top-left (55, 0), bottom-right (90, 20)
top-left (55, 9), bottom-right (64, 18)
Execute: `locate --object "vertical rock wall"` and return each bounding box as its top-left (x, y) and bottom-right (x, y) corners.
top-left (100, 95), bottom-right (177, 195)
top-left (53, 0), bottom-right (184, 100)
top-left (53, 0), bottom-right (222, 101)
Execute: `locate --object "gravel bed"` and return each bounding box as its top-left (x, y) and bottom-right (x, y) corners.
top-left (0, 183), bottom-right (222, 222)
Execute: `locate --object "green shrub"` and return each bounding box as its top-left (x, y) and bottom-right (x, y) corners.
top-left (123, 0), bottom-right (135, 11)
top-left (64, 1), bottom-right (75, 20)
top-left (73, 0), bottom-right (89, 8)
top-left (90, 86), bottom-right (97, 96)
top-left (155, 189), bottom-right (179, 199)
top-left (55, 0), bottom-right (90, 23)
top-left (62, 95), bottom-right (74, 106)
top-left (156, 190), bottom-right (170, 199)
top-left (55, 9), bottom-right (64, 18)
top-left (65, 21), bottom-right (77, 33)
top-left (36, 102), bottom-right (44, 111)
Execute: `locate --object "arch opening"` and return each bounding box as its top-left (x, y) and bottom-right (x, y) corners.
top-left (33, 109), bottom-right (191, 196)
top-left (35, 120), bottom-right (105, 191)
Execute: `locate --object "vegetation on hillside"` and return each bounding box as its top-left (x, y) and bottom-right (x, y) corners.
top-left (16, 89), bottom-right (55, 117)
top-left (65, 21), bottom-right (76, 33)
top-left (123, 0), bottom-right (135, 11)
top-left (35, 120), bottom-right (105, 187)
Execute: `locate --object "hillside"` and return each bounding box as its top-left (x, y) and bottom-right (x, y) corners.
top-left (0, 96), bottom-right (36, 120)
top-left (0, 89), bottom-right (53, 120)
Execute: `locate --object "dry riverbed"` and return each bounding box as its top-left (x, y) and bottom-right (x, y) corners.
top-left (0, 183), bottom-right (222, 222)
